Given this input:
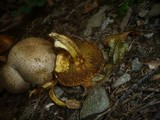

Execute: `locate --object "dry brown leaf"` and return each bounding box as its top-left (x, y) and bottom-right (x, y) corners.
top-left (148, 3), bottom-right (160, 17)
top-left (119, 7), bottom-right (133, 31)
top-left (0, 35), bottom-right (14, 53)
top-left (0, 56), bottom-right (6, 62)
top-left (0, 15), bottom-right (23, 32)
top-left (103, 31), bottom-right (131, 64)
top-left (152, 73), bottom-right (160, 81)
top-left (145, 60), bottom-right (160, 70)
top-left (47, 0), bottom-right (54, 7)
top-left (136, 19), bottom-right (145, 27)
top-left (65, 99), bottom-right (81, 109)
top-left (83, 0), bottom-right (99, 14)
top-left (145, 60), bottom-right (160, 81)
top-left (103, 31), bottom-right (131, 47)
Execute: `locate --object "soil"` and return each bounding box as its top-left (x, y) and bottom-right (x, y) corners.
top-left (0, 0), bottom-right (160, 120)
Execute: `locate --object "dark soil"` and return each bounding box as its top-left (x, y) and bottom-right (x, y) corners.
top-left (0, 0), bottom-right (160, 120)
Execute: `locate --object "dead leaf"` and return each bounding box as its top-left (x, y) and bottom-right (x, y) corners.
top-left (65, 99), bottom-right (81, 109)
top-left (103, 31), bottom-right (131, 47)
top-left (104, 63), bottom-right (113, 75)
top-left (0, 15), bottom-right (23, 32)
top-left (0, 56), bottom-right (7, 62)
top-left (104, 31), bottom-right (131, 64)
top-left (152, 73), bottom-right (160, 81)
top-left (145, 60), bottom-right (160, 70)
top-left (138, 9), bottom-right (149, 17)
top-left (143, 33), bottom-right (154, 39)
top-left (45, 103), bottom-right (55, 111)
top-left (83, 6), bottom-right (106, 37)
top-left (83, 0), bottom-right (99, 14)
top-left (0, 35), bottom-right (14, 53)
top-left (148, 3), bottom-right (160, 17)
top-left (136, 19), bottom-right (145, 27)
top-left (113, 41), bottom-right (128, 64)
top-left (119, 7), bottom-right (133, 31)
top-left (101, 17), bottom-right (114, 31)
top-left (92, 74), bottom-right (105, 82)
top-left (132, 58), bottom-right (142, 71)
top-left (47, 0), bottom-right (54, 7)
top-left (112, 73), bottom-right (131, 88)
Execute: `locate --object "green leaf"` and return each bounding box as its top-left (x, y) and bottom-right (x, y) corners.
top-left (119, 0), bottom-right (134, 17)
top-left (104, 63), bottom-right (113, 75)
top-left (108, 39), bottom-right (116, 57)
top-left (119, 1), bottom-right (128, 17)
top-left (113, 41), bottom-right (128, 64)
top-left (119, 42), bottom-right (128, 60)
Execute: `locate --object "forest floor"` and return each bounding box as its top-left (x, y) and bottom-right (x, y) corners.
top-left (0, 0), bottom-right (160, 120)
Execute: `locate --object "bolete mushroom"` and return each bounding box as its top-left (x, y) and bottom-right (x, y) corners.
top-left (47, 33), bottom-right (104, 108)
top-left (50, 33), bottom-right (104, 89)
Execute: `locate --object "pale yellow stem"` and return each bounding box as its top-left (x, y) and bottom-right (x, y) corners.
top-left (43, 81), bottom-right (66, 107)
top-left (49, 88), bottom-right (66, 107)
top-left (42, 81), bottom-right (54, 89)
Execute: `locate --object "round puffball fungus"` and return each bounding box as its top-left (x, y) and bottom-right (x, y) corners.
top-left (0, 37), bottom-right (56, 93)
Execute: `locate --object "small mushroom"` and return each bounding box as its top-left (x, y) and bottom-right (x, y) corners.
top-left (0, 37), bottom-right (56, 93)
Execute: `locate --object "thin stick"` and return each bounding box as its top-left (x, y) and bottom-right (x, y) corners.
top-left (98, 66), bottom-right (160, 118)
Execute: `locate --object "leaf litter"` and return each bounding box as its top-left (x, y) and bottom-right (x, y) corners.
top-left (0, 0), bottom-right (160, 120)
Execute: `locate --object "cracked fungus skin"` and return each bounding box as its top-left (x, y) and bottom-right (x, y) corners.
top-left (55, 40), bottom-right (104, 89)
top-left (0, 37), bottom-right (56, 93)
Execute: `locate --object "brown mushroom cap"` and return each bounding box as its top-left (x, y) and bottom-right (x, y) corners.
top-left (55, 40), bottom-right (104, 89)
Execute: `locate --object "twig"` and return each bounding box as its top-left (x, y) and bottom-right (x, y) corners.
top-left (130, 99), bottom-right (160, 120)
top-left (98, 66), bottom-right (160, 117)
top-left (114, 66), bottom-right (160, 107)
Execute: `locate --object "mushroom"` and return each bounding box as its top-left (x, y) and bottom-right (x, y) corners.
top-left (0, 37), bottom-right (56, 93)
top-left (50, 33), bottom-right (104, 89)
top-left (47, 33), bottom-right (104, 108)
top-left (0, 33), bottom-right (104, 109)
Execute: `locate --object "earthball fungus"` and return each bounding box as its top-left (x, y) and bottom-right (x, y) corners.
top-left (0, 37), bottom-right (56, 93)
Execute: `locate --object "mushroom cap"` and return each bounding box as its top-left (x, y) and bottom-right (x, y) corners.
top-left (55, 40), bottom-right (104, 89)
top-left (1, 37), bottom-right (56, 93)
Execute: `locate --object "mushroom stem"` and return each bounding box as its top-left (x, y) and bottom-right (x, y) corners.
top-left (49, 32), bottom-right (80, 60)
top-left (42, 81), bottom-right (66, 107)
top-left (49, 88), bottom-right (66, 107)
top-left (43, 81), bottom-right (80, 109)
